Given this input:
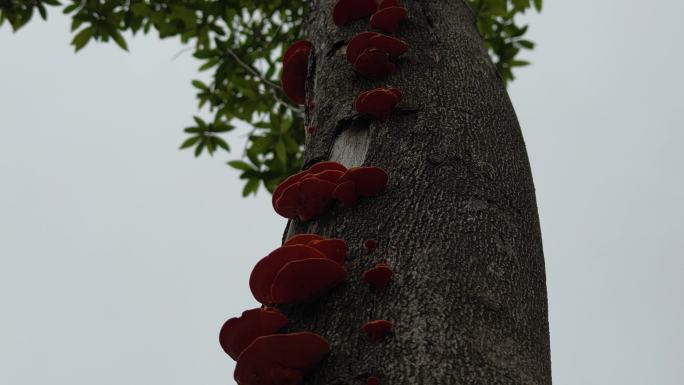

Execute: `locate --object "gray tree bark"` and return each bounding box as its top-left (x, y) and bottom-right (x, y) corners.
top-left (281, 1), bottom-right (552, 384)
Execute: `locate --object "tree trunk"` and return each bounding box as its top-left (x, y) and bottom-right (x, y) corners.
top-left (282, 1), bottom-right (552, 384)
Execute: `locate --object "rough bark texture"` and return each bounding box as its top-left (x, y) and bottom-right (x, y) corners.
top-left (280, 1), bottom-right (552, 384)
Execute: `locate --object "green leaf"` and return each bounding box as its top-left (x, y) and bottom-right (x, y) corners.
top-left (275, 139), bottom-right (287, 164)
top-left (109, 30), bottom-right (128, 51)
top-left (534, 0), bottom-right (543, 11)
top-left (192, 80), bottom-right (208, 90)
top-left (228, 160), bottom-right (255, 171)
top-left (179, 136), bottom-right (200, 149)
top-left (71, 27), bottom-right (94, 52)
top-left (242, 178), bottom-right (259, 197)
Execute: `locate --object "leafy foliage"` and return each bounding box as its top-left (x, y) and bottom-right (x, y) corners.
top-left (1, 0), bottom-right (541, 196)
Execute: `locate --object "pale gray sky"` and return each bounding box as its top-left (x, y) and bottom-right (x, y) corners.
top-left (1, 1), bottom-right (682, 385)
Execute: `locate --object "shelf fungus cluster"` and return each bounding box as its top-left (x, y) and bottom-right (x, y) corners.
top-left (220, 233), bottom-right (348, 384)
top-left (219, 308), bottom-right (330, 385)
top-left (272, 161), bottom-right (389, 221)
top-left (219, 1), bottom-right (409, 385)
top-left (334, 0), bottom-right (409, 120)
top-left (333, 0), bottom-right (408, 31)
top-left (250, 235), bottom-right (349, 305)
top-left (347, 32), bottom-right (408, 80)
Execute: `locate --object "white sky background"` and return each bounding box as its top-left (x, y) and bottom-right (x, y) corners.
top-left (1, 1), bottom-right (682, 384)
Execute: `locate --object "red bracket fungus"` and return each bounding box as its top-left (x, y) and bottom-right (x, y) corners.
top-left (234, 332), bottom-right (330, 385)
top-left (273, 161), bottom-right (389, 219)
top-left (362, 263), bottom-right (393, 293)
top-left (219, 307), bottom-right (288, 361)
top-left (370, 5), bottom-right (408, 33)
top-left (354, 48), bottom-right (396, 80)
top-left (273, 162), bottom-right (347, 221)
top-left (332, 166), bottom-right (389, 206)
top-left (346, 32), bottom-right (408, 64)
top-left (284, 233), bottom-right (325, 246)
top-left (378, 0), bottom-right (398, 8)
top-left (271, 257), bottom-right (347, 304)
top-left (363, 239), bottom-right (378, 253)
top-left (250, 244), bottom-right (347, 305)
top-left (362, 319), bottom-right (394, 342)
top-left (333, 0), bottom-right (378, 26)
top-left (271, 162), bottom-right (347, 221)
top-left (346, 32), bottom-right (408, 80)
top-left (282, 40), bottom-right (313, 105)
top-left (308, 238), bottom-right (349, 265)
top-left (355, 87), bottom-right (402, 120)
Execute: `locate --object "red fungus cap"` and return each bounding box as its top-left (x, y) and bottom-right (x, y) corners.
top-left (340, 167), bottom-right (389, 197)
top-left (367, 376), bottom-right (381, 385)
top-left (332, 180), bottom-right (358, 207)
top-left (332, 0), bottom-right (378, 26)
top-left (219, 307), bottom-right (288, 361)
top-left (355, 88), bottom-right (402, 120)
top-left (362, 319), bottom-right (393, 342)
top-left (271, 258), bottom-right (347, 304)
top-left (250, 245), bottom-right (327, 304)
top-left (354, 48), bottom-right (396, 80)
top-left (272, 162), bottom-right (349, 220)
top-left (234, 332), bottom-right (330, 385)
top-left (363, 239), bottom-right (378, 253)
top-left (274, 175), bottom-right (337, 221)
top-left (346, 32), bottom-right (408, 64)
top-left (378, 0), bottom-right (398, 8)
top-left (281, 40), bottom-right (313, 104)
top-left (308, 238), bottom-right (349, 265)
top-left (296, 176), bottom-right (338, 221)
top-left (283, 40), bottom-right (313, 64)
top-left (284, 233), bottom-right (325, 246)
top-left (370, 6), bottom-right (408, 33)
top-left (362, 263), bottom-right (393, 292)
top-left (272, 162), bottom-right (348, 210)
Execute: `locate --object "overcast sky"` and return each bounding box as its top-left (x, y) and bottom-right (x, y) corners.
top-left (1, 1), bottom-right (683, 385)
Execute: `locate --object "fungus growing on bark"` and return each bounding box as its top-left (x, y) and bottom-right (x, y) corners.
top-left (281, 40), bottom-right (313, 104)
top-left (273, 161), bottom-right (389, 218)
top-left (272, 162), bottom-right (348, 221)
top-left (346, 32), bottom-right (408, 64)
top-left (234, 332), bottom-right (330, 385)
top-left (284, 233), bottom-right (324, 246)
top-left (305, 125), bottom-right (317, 134)
top-left (367, 376), bottom-right (380, 385)
top-left (332, 180), bottom-right (358, 207)
top-left (271, 257), bottom-right (347, 304)
top-left (355, 87), bottom-right (402, 120)
top-left (250, 243), bottom-right (348, 305)
top-left (308, 238), bottom-right (349, 265)
top-left (219, 307), bottom-right (288, 360)
top-left (332, 0), bottom-right (378, 26)
top-left (332, 166), bottom-right (389, 206)
top-left (363, 239), bottom-right (378, 253)
top-left (370, 5), bottom-right (408, 33)
top-left (354, 48), bottom-right (396, 79)
top-left (378, 0), bottom-right (398, 8)
top-left (362, 319), bottom-right (394, 342)
top-left (362, 263), bottom-right (393, 292)
top-left (342, 166), bottom-right (389, 197)
top-left (284, 234), bottom-right (348, 265)
top-left (250, 244), bottom-right (328, 304)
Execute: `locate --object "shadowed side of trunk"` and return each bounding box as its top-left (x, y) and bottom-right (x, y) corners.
top-left (281, 1), bottom-right (552, 384)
